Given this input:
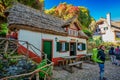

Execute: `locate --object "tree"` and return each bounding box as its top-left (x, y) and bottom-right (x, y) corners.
top-left (0, 0), bottom-right (17, 18)
top-left (0, 0), bottom-right (44, 37)
top-left (78, 6), bottom-right (92, 28)
top-left (0, 0), bottom-right (44, 18)
top-left (45, 3), bottom-right (79, 20)
top-left (45, 3), bottom-right (95, 37)
top-left (45, 6), bottom-right (56, 15)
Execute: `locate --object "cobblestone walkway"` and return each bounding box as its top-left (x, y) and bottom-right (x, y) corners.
top-left (52, 61), bottom-right (120, 80)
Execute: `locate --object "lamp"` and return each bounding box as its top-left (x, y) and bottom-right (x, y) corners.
top-left (77, 40), bottom-right (78, 42)
top-left (55, 37), bottom-right (58, 42)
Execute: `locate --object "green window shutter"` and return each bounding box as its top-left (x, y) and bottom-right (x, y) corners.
top-left (65, 42), bottom-right (69, 51)
top-left (104, 27), bottom-right (106, 30)
top-left (73, 43), bottom-right (76, 51)
top-left (82, 43), bottom-right (86, 50)
top-left (56, 42), bottom-right (60, 51)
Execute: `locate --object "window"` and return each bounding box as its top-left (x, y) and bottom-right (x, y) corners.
top-left (77, 43), bottom-right (86, 51)
top-left (76, 31), bottom-right (78, 36)
top-left (57, 42), bottom-right (69, 52)
top-left (104, 27), bottom-right (108, 30)
top-left (77, 43), bottom-right (82, 50)
top-left (61, 42), bottom-right (65, 51)
top-left (68, 29), bottom-right (78, 36)
top-left (115, 32), bottom-right (120, 40)
top-left (96, 28), bottom-right (101, 32)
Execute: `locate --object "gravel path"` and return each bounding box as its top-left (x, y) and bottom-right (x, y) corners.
top-left (52, 61), bottom-right (120, 80)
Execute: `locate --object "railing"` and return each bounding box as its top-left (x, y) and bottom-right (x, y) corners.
top-left (0, 37), bottom-right (45, 60)
top-left (0, 37), bottom-right (54, 80)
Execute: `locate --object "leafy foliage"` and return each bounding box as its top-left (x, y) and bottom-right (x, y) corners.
top-left (0, 0), bottom-right (44, 18)
top-left (0, 23), bottom-right (8, 37)
top-left (45, 6), bottom-right (56, 15)
top-left (82, 29), bottom-right (92, 37)
top-left (0, 0), bottom-right (17, 17)
top-left (45, 3), bottom-right (95, 37)
top-left (0, 0), bottom-right (44, 37)
top-left (45, 3), bottom-right (79, 20)
top-left (78, 6), bottom-right (91, 27)
top-left (89, 19), bottom-right (96, 34)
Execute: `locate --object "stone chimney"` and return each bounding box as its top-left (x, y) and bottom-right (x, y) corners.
top-left (106, 13), bottom-right (111, 26)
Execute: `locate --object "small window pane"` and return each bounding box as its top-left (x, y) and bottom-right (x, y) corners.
top-left (77, 43), bottom-right (82, 50)
top-left (61, 42), bottom-right (65, 51)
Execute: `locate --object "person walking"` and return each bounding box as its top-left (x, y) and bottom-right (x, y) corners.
top-left (115, 46), bottom-right (120, 66)
top-left (97, 45), bottom-right (107, 80)
top-left (108, 45), bottom-right (115, 64)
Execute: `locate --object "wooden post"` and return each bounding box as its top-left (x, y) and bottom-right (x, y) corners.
top-left (26, 41), bottom-right (29, 59)
top-left (36, 72), bottom-right (39, 80)
top-left (4, 40), bottom-right (9, 54)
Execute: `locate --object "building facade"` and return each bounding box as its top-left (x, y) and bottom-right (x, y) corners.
top-left (93, 13), bottom-right (120, 42)
top-left (6, 3), bottom-right (88, 65)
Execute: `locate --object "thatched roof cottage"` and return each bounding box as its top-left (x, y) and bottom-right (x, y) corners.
top-left (6, 3), bottom-right (88, 65)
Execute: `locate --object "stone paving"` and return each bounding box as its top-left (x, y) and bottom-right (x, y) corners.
top-left (52, 61), bottom-right (120, 80)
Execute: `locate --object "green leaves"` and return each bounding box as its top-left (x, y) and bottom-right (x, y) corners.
top-left (45, 3), bottom-right (95, 37)
top-left (45, 3), bottom-right (80, 20)
top-left (78, 6), bottom-right (92, 27)
top-left (0, 23), bottom-right (8, 36)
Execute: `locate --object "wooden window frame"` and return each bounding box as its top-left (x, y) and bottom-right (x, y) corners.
top-left (77, 43), bottom-right (86, 51)
top-left (56, 41), bottom-right (69, 52)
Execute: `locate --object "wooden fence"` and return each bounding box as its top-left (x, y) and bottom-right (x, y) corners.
top-left (0, 38), bottom-right (54, 80)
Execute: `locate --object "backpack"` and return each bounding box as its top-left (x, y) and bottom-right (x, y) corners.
top-left (109, 49), bottom-right (114, 55)
top-left (92, 48), bottom-right (103, 63)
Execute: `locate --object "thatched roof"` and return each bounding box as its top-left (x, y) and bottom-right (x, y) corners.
top-left (62, 16), bottom-right (77, 27)
top-left (5, 3), bottom-right (67, 35)
top-left (96, 18), bottom-right (106, 24)
top-left (62, 16), bottom-right (82, 30)
top-left (5, 3), bottom-right (88, 38)
top-left (78, 31), bottom-right (88, 39)
top-left (111, 21), bottom-right (120, 32)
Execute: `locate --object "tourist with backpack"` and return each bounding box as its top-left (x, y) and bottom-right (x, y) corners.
top-left (108, 46), bottom-right (115, 64)
top-left (92, 47), bottom-right (103, 63)
top-left (92, 46), bottom-right (107, 80)
top-left (97, 45), bottom-right (107, 80)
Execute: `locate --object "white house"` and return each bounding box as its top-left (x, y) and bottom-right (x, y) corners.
top-left (6, 3), bottom-right (88, 65)
top-left (93, 13), bottom-right (120, 42)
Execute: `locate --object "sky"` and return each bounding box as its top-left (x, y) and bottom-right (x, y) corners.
top-left (45, 0), bottom-right (120, 21)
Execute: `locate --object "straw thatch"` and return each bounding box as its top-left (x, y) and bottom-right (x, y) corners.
top-left (5, 3), bottom-right (67, 35)
top-left (78, 30), bottom-right (88, 39)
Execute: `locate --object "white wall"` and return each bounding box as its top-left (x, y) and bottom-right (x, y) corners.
top-left (76, 38), bottom-right (87, 55)
top-left (19, 29), bottom-right (87, 58)
top-left (41, 33), bottom-right (70, 58)
top-left (102, 30), bottom-right (115, 42)
top-left (98, 20), bottom-right (115, 42)
top-left (19, 30), bottom-right (42, 56)
top-left (99, 22), bottom-right (108, 33)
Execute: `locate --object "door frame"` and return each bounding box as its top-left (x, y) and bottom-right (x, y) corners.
top-left (42, 39), bottom-right (53, 60)
top-left (69, 42), bottom-right (76, 56)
